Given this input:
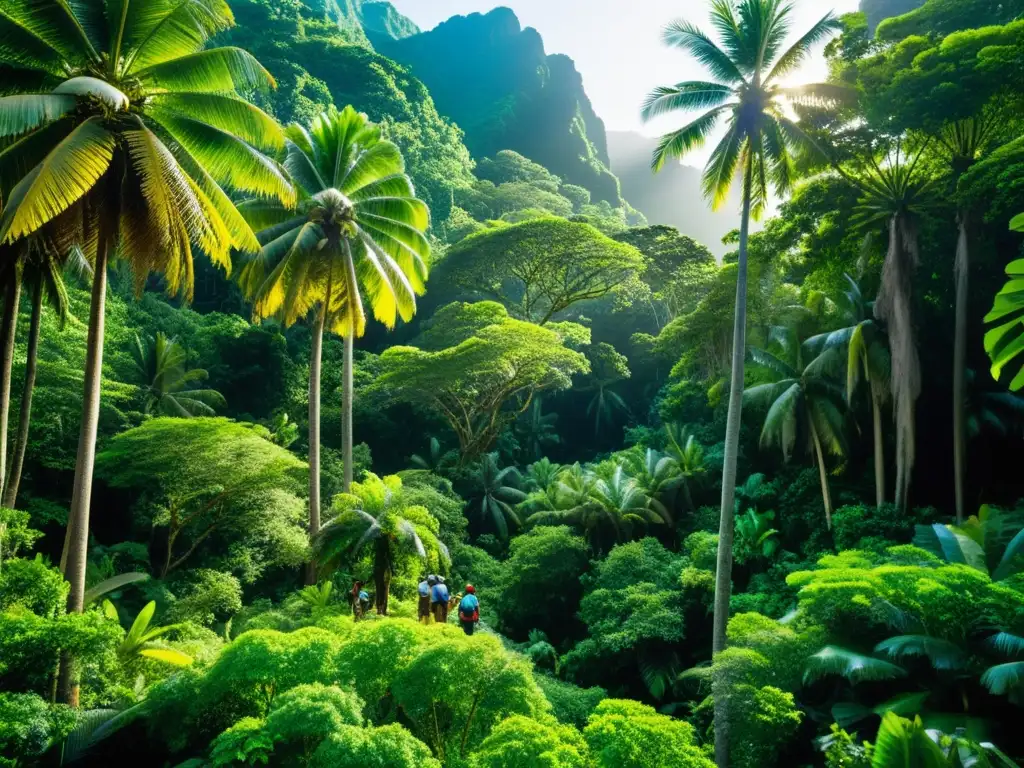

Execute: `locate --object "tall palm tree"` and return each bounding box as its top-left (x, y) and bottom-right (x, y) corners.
top-left (805, 275), bottom-right (891, 509)
top-left (745, 342), bottom-right (847, 528)
top-left (935, 116), bottom-right (998, 523)
top-left (130, 332), bottom-right (225, 417)
top-left (844, 142), bottom-right (936, 512)
top-left (0, 265), bottom-right (21, 501)
top-left (642, 5), bottom-right (842, 759)
top-left (239, 105), bottom-right (430, 580)
top-left (0, 0), bottom-right (290, 704)
top-left (0, 241), bottom-right (80, 509)
top-left (314, 473), bottom-right (447, 615)
top-left (467, 452), bottom-right (527, 540)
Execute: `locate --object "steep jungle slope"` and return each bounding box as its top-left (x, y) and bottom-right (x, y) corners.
top-left (374, 7), bottom-right (623, 206)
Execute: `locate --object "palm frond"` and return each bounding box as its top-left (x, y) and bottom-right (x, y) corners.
top-left (651, 106), bottom-right (727, 172)
top-left (662, 19), bottom-right (745, 84)
top-left (765, 12), bottom-right (842, 84)
top-left (0, 93), bottom-right (74, 137)
top-left (804, 645), bottom-right (907, 685)
top-left (0, 116), bottom-right (114, 242)
top-left (136, 46), bottom-right (274, 93)
top-left (981, 662), bottom-right (1024, 696)
top-left (148, 92), bottom-right (284, 151)
top-left (641, 81), bottom-right (732, 123)
top-left (875, 635), bottom-right (966, 671)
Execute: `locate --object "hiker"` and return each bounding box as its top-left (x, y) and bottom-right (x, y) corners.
top-left (458, 584), bottom-right (480, 636)
top-left (350, 580), bottom-right (365, 620)
top-left (418, 575), bottom-right (435, 624)
top-left (357, 586), bottom-right (371, 618)
top-left (431, 576), bottom-right (450, 624)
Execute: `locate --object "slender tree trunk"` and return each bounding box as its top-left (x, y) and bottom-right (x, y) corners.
top-left (3, 281), bottom-right (42, 509)
top-left (872, 396), bottom-right (885, 510)
top-left (952, 211), bottom-right (969, 524)
top-left (811, 422), bottom-right (833, 529)
top-left (342, 333), bottom-right (354, 493)
top-left (0, 277), bottom-right (22, 500)
top-left (713, 166), bottom-right (753, 768)
top-left (373, 536), bottom-right (391, 615)
top-left (305, 310), bottom-right (326, 586)
top-left (59, 236), bottom-right (111, 706)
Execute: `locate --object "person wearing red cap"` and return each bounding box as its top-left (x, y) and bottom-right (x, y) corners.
top-left (458, 584), bottom-right (480, 635)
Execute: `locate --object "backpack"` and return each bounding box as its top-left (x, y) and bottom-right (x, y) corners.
top-left (459, 594), bottom-right (479, 622)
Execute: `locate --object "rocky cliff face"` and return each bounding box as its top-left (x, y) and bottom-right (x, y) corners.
top-left (374, 7), bottom-right (622, 205)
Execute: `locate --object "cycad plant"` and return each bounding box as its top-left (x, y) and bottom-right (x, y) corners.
top-left (0, 0), bottom-right (290, 700)
top-left (468, 452), bottom-right (527, 540)
top-left (642, 4), bottom-right (843, 717)
top-left (131, 332), bottom-right (225, 417)
top-left (843, 142), bottom-right (936, 511)
top-left (744, 336), bottom-right (847, 528)
top-left (314, 473), bottom-right (447, 615)
top-left (238, 105), bottom-right (430, 575)
top-left (805, 275), bottom-right (891, 509)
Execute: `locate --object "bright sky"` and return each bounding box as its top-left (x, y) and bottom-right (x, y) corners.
top-left (389, 0), bottom-right (861, 163)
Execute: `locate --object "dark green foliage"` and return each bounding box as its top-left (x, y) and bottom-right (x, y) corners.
top-left (831, 503), bottom-right (916, 551)
top-left (496, 526), bottom-right (589, 643)
top-left (0, 692), bottom-right (76, 766)
top-left (534, 676), bottom-right (607, 730)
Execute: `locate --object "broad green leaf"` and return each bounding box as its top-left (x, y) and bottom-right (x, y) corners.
top-left (139, 646), bottom-right (193, 666)
top-left (137, 46), bottom-right (274, 93)
top-left (1010, 212), bottom-right (1024, 232)
top-left (83, 571), bottom-right (150, 605)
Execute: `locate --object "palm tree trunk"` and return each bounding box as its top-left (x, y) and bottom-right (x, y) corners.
top-left (872, 395), bottom-right (885, 510)
top-left (952, 211), bottom-right (969, 524)
top-left (3, 281), bottom-right (42, 509)
top-left (305, 311), bottom-right (326, 586)
top-left (810, 422), bottom-right (833, 529)
top-left (373, 535), bottom-right (391, 615)
top-left (0, 277), bottom-right (22, 500)
top-left (342, 333), bottom-right (354, 493)
top-left (59, 237), bottom-right (111, 706)
top-left (713, 164), bottom-right (753, 768)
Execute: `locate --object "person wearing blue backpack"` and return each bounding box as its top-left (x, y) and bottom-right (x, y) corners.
top-left (430, 576), bottom-right (450, 624)
top-left (458, 584), bottom-right (480, 635)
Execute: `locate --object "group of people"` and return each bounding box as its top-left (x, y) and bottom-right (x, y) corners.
top-left (418, 575), bottom-right (481, 635)
top-left (346, 575), bottom-right (480, 634)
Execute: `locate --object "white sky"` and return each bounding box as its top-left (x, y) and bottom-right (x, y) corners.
top-left (389, 0), bottom-right (861, 164)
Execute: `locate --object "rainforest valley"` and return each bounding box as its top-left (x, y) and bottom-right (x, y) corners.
top-left (1, 0), bottom-right (1024, 766)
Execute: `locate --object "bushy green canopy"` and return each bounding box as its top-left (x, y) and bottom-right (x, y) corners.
top-left (371, 302), bottom-right (589, 460)
top-left (95, 418), bottom-right (308, 577)
top-left (440, 218), bottom-right (646, 324)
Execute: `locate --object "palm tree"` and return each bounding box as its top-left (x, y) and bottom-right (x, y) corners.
top-left (642, 6), bottom-right (843, 725)
top-left (528, 464), bottom-right (667, 554)
top-left (664, 423), bottom-right (707, 511)
top-left (0, 265), bottom-right (21, 501)
top-left (1, 242), bottom-right (81, 509)
top-left (238, 105), bottom-right (430, 578)
top-left (842, 142), bottom-right (936, 512)
top-left (467, 453), bottom-right (527, 540)
top-left (516, 397), bottom-right (560, 461)
top-left (935, 116), bottom-right (999, 524)
top-left (410, 437), bottom-right (444, 472)
top-left (314, 473), bottom-right (447, 615)
top-left (131, 333), bottom-right (225, 417)
top-left (0, 0), bottom-right (291, 703)
top-left (805, 275), bottom-right (891, 509)
top-left (744, 340), bottom-right (848, 528)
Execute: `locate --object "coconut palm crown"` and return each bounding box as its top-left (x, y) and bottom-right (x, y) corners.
top-left (0, 0), bottom-right (293, 290)
top-left (642, 0), bottom-right (844, 218)
top-left (239, 104), bottom-right (431, 338)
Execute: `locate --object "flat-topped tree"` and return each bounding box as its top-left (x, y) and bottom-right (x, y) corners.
top-left (238, 105), bottom-right (430, 582)
top-left (371, 302), bottom-right (589, 463)
top-left (0, 0), bottom-right (292, 704)
top-left (439, 217), bottom-right (645, 325)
